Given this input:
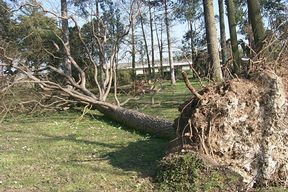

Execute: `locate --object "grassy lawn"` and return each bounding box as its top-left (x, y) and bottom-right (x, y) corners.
top-left (119, 80), bottom-right (202, 120)
top-left (2, 80), bottom-right (286, 191)
top-left (0, 80), bottom-right (202, 191)
top-left (0, 112), bottom-right (168, 191)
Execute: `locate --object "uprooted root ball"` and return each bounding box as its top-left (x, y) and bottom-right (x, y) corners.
top-left (174, 69), bottom-right (288, 188)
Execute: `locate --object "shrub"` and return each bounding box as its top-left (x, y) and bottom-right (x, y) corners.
top-left (155, 152), bottom-right (243, 192)
top-left (117, 69), bottom-right (133, 86)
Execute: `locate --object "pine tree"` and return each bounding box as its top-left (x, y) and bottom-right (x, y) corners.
top-left (203, 0), bottom-right (223, 82)
top-left (247, 0), bottom-right (265, 52)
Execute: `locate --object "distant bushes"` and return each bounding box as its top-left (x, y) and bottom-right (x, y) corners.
top-left (117, 69), bottom-right (133, 86)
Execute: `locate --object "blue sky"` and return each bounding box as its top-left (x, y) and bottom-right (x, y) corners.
top-left (42, 0), bottom-right (232, 39)
top-left (40, 0), bottom-right (243, 61)
top-left (172, 0), bottom-right (233, 47)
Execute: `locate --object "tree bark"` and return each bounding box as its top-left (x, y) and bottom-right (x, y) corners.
top-left (189, 20), bottom-right (194, 71)
top-left (203, 0), bottom-right (223, 82)
top-left (218, 0), bottom-right (228, 64)
top-left (247, 0), bottom-right (265, 53)
top-left (203, 0), bottom-right (211, 57)
top-left (131, 12), bottom-right (136, 80)
top-left (95, 0), bottom-right (105, 89)
top-left (155, 21), bottom-right (164, 78)
top-left (149, 5), bottom-right (155, 78)
top-left (164, 0), bottom-right (176, 85)
top-left (225, 0), bottom-right (240, 73)
top-left (61, 0), bottom-right (72, 78)
top-left (139, 10), bottom-right (151, 78)
top-left (94, 104), bottom-right (175, 139)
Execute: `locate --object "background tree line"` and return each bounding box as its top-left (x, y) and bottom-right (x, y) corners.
top-left (0, 0), bottom-right (287, 89)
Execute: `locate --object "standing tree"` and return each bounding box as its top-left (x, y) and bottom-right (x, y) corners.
top-left (15, 6), bottom-right (61, 74)
top-left (225, 0), bottom-right (240, 73)
top-left (154, 11), bottom-right (165, 78)
top-left (61, 0), bottom-right (72, 78)
top-left (139, 5), bottom-right (152, 78)
top-left (218, 0), bottom-right (228, 64)
top-left (247, 0), bottom-right (265, 52)
top-left (164, 0), bottom-right (176, 84)
top-left (173, 0), bottom-right (203, 74)
top-left (0, 0), bottom-right (12, 40)
top-left (0, 0), bottom-right (16, 75)
top-left (131, 6), bottom-right (136, 80)
top-left (203, 0), bottom-right (223, 82)
top-left (148, 2), bottom-right (155, 77)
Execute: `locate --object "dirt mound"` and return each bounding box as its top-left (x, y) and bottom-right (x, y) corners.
top-left (174, 69), bottom-right (288, 188)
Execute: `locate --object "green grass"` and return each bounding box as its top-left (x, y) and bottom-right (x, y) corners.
top-left (118, 80), bottom-right (203, 120)
top-left (0, 79), bottom-right (204, 191)
top-left (0, 112), bottom-right (168, 191)
top-left (2, 80), bottom-right (286, 191)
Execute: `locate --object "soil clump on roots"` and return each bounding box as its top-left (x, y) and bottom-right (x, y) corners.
top-left (172, 69), bottom-right (287, 189)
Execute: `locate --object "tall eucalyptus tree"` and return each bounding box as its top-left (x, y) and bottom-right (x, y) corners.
top-left (61, 0), bottom-right (72, 78)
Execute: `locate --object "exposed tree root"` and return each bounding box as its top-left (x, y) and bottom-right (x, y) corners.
top-left (174, 69), bottom-right (288, 188)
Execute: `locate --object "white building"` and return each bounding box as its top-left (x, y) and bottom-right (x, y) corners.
top-left (118, 60), bottom-right (192, 75)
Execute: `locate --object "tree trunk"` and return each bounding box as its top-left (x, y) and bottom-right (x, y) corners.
top-left (164, 0), bottom-right (176, 85)
top-left (131, 12), bottom-right (136, 81)
top-left (94, 104), bottom-right (175, 139)
top-left (189, 20), bottom-right (194, 71)
top-left (139, 11), bottom-right (151, 78)
top-left (149, 5), bottom-right (155, 78)
top-left (95, 0), bottom-right (105, 89)
top-left (155, 20), bottom-right (164, 78)
top-left (203, 0), bottom-right (223, 82)
top-left (225, 0), bottom-right (240, 73)
top-left (247, 0), bottom-right (265, 53)
top-left (61, 0), bottom-right (71, 78)
top-left (218, 0), bottom-right (228, 64)
top-left (203, 0), bottom-right (211, 57)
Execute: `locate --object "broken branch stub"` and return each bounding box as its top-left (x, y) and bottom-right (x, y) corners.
top-left (181, 71), bottom-right (203, 100)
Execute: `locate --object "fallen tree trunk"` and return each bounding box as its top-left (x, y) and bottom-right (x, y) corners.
top-left (0, 75), bottom-right (175, 140)
top-left (94, 104), bottom-right (175, 140)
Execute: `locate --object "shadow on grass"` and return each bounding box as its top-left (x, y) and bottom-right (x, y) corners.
top-left (39, 129), bottom-right (168, 178)
top-left (82, 113), bottom-right (169, 177)
top-left (56, 113), bottom-right (169, 178)
top-left (40, 133), bottom-right (124, 149)
top-left (27, 112), bottom-right (169, 178)
top-left (6, 110), bottom-right (170, 179)
top-left (103, 138), bottom-right (168, 177)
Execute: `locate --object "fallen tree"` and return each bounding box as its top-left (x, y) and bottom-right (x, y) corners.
top-left (0, 79), bottom-right (175, 139)
top-left (0, 1), bottom-right (176, 139)
top-left (1, 2), bottom-right (288, 189)
top-left (95, 104), bottom-right (174, 139)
